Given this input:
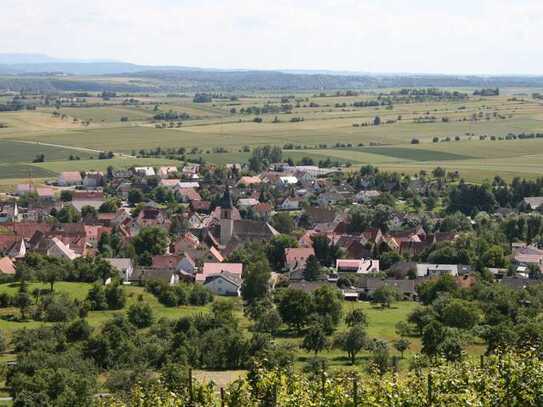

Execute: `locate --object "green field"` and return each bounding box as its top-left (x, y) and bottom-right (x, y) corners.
top-left (0, 164), bottom-right (57, 180)
top-left (2, 91), bottom-right (543, 184)
top-left (0, 140), bottom-right (94, 163)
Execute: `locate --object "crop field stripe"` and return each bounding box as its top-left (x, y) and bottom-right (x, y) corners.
top-left (361, 147), bottom-right (473, 161)
top-left (0, 164), bottom-right (57, 179)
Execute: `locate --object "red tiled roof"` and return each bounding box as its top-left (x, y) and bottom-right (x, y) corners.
top-left (336, 259), bottom-right (362, 269)
top-left (285, 247), bottom-right (315, 266)
top-left (152, 255), bottom-right (182, 269)
top-left (198, 262), bottom-right (242, 282)
top-left (60, 171), bottom-right (82, 182)
top-left (255, 202), bottom-right (273, 213)
top-left (0, 257), bottom-right (16, 274)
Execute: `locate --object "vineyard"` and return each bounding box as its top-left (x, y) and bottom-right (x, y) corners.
top-left (102, 350), bottom-right (543, 406)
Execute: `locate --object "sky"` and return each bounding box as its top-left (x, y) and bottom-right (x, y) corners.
top-left (2, 0), bottom-right (543, 75)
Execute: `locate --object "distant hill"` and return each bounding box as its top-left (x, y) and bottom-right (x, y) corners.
top-left (1, 53), bottom-right (543, 92)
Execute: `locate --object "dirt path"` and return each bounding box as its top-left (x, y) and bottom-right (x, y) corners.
top-left (9, 139), bottom-right (136, 158)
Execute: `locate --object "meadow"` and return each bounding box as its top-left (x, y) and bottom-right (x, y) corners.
top-left (0, 281), bottom-right (442, 372)
top-left (1, 89), bottom-right (543, 185)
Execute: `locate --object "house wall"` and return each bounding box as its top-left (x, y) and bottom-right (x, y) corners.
top-left (205, 277), bottom-right (239, 296)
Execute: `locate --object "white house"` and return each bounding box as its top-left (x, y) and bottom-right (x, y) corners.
top-left (355, 190), bottom-right (381, 203)
top-left (159, 179), bottom-right (181, 189)
top-left (203, 271), bottom-right (242, 296)
top-left (158, 166), bottom-right (178, 179)
top-left (279, 176), bottom-right (298, 186)
top-left (15, 184), bottom-right (34, 196)
top-left (178, 181), bottom-right (200, 189)
top-left (83, 171), bottom-right (104, 188)
top-left (134, 167), bottom-right (156, 177)
top-left (105, 258), bottom-right (134, 282)
top-left (238, 198), bottom-right (259, 209)
top-left (43, 238), bottom-right (80, 261)
top-left (280, 197), bottom-right (301, 211)
top-left (415, 263), bottom-right (462, 277)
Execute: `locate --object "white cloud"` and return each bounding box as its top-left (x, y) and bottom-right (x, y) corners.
top-left (1, 0), bottom-right (542, 74)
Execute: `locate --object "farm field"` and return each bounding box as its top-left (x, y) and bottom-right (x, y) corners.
top-left (1, 90), bottom-right (543, 185)
top-left (0, 140), bottom-right (94, 162)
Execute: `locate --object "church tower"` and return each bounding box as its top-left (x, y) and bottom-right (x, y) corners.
top-left (219, 188), bottom-right (234, 245)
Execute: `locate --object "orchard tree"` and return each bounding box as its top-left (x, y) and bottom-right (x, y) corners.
top-left (241, 258), bottom-right (271, 304)
top-left (302, 323), bottom-right (328, 355)
top-left (131, 227), bottom-right (169, 265)
top-left (271, 212), bottom-right (295, 234)
top-left (421, 320), bottom-right (446, 359)
top-left (277, 288), bottom-right (313, 332)
top-left (267, 235), bottom-right (297, 270)
top-left (312, 285), bottom-right (343, 327)
top-left (303, 255), bottom-right (321, 281)
top-left (394, 338), bottom-right (411, 359)
top-left (371, 285), bottom-right (399, 308)
top-left (128, 301), bottom-right (154, 328)
top-left (345, 309), bottom-right (368, 327)
top-left (335, 325), bottom-right (368, 365)
top-left (39, 264), bottom-right (65, 292)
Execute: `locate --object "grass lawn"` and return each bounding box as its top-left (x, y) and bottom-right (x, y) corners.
top-left (0, 281), bottom-right (488, 387)
top-left (0, 282), bottom-right (218, 332)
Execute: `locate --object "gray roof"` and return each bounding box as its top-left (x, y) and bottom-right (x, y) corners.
top-left (219, 189), bottom-right (234, 210)
top-left (205, 271), bottom-right (242, 287)
top-left (232, 220), bottom-right (279, 239)
top-left (68, 200), bottom-right (104, 212)
top-left (500, 277), bottom-right (543, 290)
top-left (288, 281), bottom-right (337, 293)
top-left (523, 197), bottom-right (543, 209)
top-left (365, 278), bottom-right (419, 294)
top-left (104, 258), bottom-right (132, 272)
top-left (132, 268), bottom-right (177, 283)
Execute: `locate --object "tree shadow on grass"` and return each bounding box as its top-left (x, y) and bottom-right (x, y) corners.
top-left (0, 313), bottom-right (22, 322)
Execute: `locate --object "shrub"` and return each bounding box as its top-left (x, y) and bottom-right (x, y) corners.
top-left (105, 284), bottom-right (126, 310)
top-left (43, 294), bottom-right (79, 322)
top-left (189, 285), bottom-right (213, 306)
top-left (66, 319), bottom-right (93, 342)
top-left (128, 302), bottom-right (154, 328)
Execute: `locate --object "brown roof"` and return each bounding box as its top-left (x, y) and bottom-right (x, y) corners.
top-left (177, 188), bottom-right (202, 202)
top-left (255, 202), bottom-right (273, 214)
top-left (72, 191), bottom-right (104, 200)
top-left (233, 220), bottom-right (279, 240)
top-left (305, 207), bottom-right (336, 224)
top-left (0, 235), bottom-right (18, 252)
top-left (3, 222), bottom-right (53, 239)
top-left (191, 200), bottom-right (211, 211)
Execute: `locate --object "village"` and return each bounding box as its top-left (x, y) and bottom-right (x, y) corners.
top-left (1, 156), bottom-right (542, 303)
